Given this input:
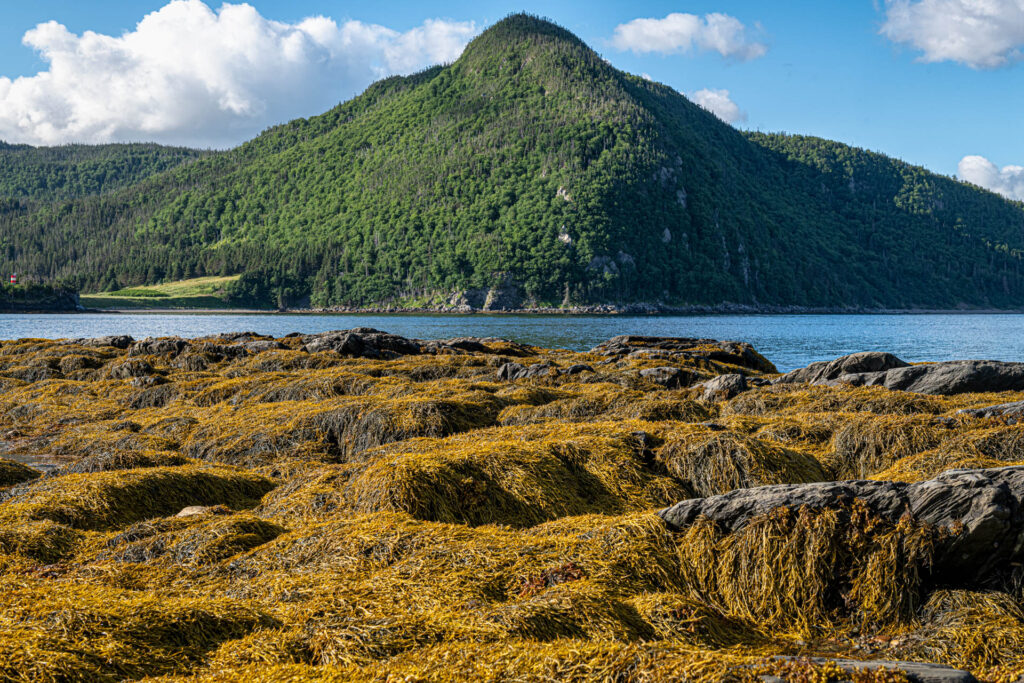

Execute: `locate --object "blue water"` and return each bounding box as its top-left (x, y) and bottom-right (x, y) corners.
top-left (0, 312), bottom-right (1017, 372)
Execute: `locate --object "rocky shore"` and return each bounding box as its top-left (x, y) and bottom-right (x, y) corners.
top-left (4, 330), bottom-right (1024, 681)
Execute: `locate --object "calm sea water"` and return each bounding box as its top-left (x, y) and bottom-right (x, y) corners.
top-left (0, 312), bottom-right (1017, 372)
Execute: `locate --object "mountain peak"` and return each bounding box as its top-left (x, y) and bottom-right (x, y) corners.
top-left (460, 13), bottom-right (589, 61)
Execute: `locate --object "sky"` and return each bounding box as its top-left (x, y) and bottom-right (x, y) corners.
top-left (0, 1), bottom-right (1022, 199)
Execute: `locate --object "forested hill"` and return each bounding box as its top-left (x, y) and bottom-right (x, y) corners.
top-left (2, 13), bottom-right (1024, 310)
top-left (0, 143), bottom-right (211, 202)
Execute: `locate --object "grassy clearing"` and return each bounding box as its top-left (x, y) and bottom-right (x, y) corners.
top-left (80, 275), bottom-right (245, 310)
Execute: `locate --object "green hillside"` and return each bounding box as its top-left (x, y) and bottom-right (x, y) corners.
top-left (2, 14), bottom-right (1024, 309)
top-left (0, 142), bottom-right (210, 202)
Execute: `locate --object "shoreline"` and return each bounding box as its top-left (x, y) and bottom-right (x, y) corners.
top-left (15, 304), bottom-right (1024, 315)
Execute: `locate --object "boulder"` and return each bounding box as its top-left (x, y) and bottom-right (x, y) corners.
top-left (660, 467), bottom-right (1024, 584)
top-left (776, 351), bottom-right (909, 385)
top-left (696, 373), bottom-right (765, 401)
top-left (243, 340), bottom-right (287, 353)
top-left (638, 366), bottom-right (692, 389)
top-left (497, 362), bottom-right (556, 381)
top-left (590, 336), bottom-right (776, 373)
top-left (302, 328), bottom-right (420, 358)
top-left (74, 335), bottom-right (135, 349)
top-left (421, 337), bottom-right (491, 354)
top-left (778, 352), bottom-right (1024, 395)
top-left (129, 338), bottom-right (190, 358)
top-left (107, 359), bottom-right (157, 379)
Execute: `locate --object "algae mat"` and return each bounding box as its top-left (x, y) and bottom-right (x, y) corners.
top-left (0, 330), bottom-right (1021, 681)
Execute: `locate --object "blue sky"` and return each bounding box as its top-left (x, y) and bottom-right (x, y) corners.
top-left (1, 1), bottom-right (1022, 197)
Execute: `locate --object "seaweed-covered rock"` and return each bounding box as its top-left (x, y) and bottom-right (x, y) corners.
top-left (0, 457), bottom-right (42, 487)
top-left (638, 366), bottom-right (692, 389)
top-left (242, 340), bottom-right (287, 353)
top-left (106, 358), bottom-right (158, 379)
top-left (957, 400), bottom-right (1024, 423)
top-left (129, 337), bottom-right (190, 358)
top-left (779, 353), bottom-right (1024, 395)
top-left (497, 362), bottom-right (556, 381)
top-left (590, 336), bottom-right (776, 373)
top-left (660, 466), bottom-right (1024, 583)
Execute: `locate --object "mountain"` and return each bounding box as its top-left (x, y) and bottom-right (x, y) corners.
top-left (0, 142), bottom-right (209, 202)
top-left (2, 13), bottom-right (1024, 309)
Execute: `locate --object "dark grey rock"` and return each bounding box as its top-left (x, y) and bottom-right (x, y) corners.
top-left (660, 466), bottom-right (1024, 584)
top-left (638, 366), bottom-right (691, 389)
top-left (776, 351), bottom-right (909, 385)
top-left (129, 375), bottom-right (167, 388)
top-left (302, 329), bottom-right (419, 358)
top-left (108, 359), bottom-right (157, 379)
top-left (591, 336), bottom-right (776, 373)
top-left (172, 353), bottom-right (209, 372)
top-left (243, 340), bottom-right (287, 353)
top-left (562, 364), bottom-right (595, 376)
top-left (497, 362), bottom-right (556, 381)
top-left (75, 335), bottom-right (135, 349)
top-left (129, 338), bottom-right (190, 358)
top-left (778, 353), bottom-right (1024, 395)
top-left (421, 337), bottom-right (491, 354)
top-left (957, 399), bottom-right (1024, 424)
top-left (698, 373), bottom-right (749, 401)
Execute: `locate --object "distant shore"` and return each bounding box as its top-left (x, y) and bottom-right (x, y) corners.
top-left (36, 303), bottom-right (1024, 316)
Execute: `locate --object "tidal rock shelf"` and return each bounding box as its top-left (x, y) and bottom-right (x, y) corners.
top-left (3, 332), bottom-right (1024, 681)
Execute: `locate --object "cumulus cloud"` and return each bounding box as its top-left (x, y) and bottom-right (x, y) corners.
top-left (611, 12), bottom-right (767, 61)
top-left (958, 155), bottom-right (1024, 200)
top-left (880, 0), bottom-right (1024, 68)
top-left (688, 88), bottom-right (747, 124)
top-left (0, 0), bottom-right (477, 147)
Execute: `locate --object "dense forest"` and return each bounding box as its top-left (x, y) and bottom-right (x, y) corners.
top-left (2, 14), bottom-right (1024, 309)
top-left (0, 283), bottom-right (78, 312)
top-left (0, 142), bottom-right (209, 202)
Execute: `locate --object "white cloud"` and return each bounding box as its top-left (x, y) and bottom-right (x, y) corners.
top-left (0, 0), bottom-right (476, 147)
top-left (611, 12), bottom-right (767, 61)
top-left (880, 0), bottom-right (1024, 68)
top-left (958, 155), bottom-right (1024, 200)
top-left (688, 88), bottom-right (747, 124)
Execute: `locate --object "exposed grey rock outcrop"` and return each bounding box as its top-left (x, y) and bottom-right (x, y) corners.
top-left (778, 352), bottom-right (1024, 395)
top-left (590, 336), bottom-right (777, 373)
top-left (638, 366), bottom-right (692, 389)
top-left (696, 373), bottom-right (769, 401)
top-left (660, 467), bottom-right (1024, 583)
top-left (71, 335), bottom-right (135, 349)
top-left (776, 351), bottom-right (909, 384)
top-left (302, 328), bottom-right (420, 358)
top-left (497, 362), bottom-right (557, 381)
top-left (957, 399), bottom-right (1024, 423)
top-left (129, 338), bottom-right (190, 358)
